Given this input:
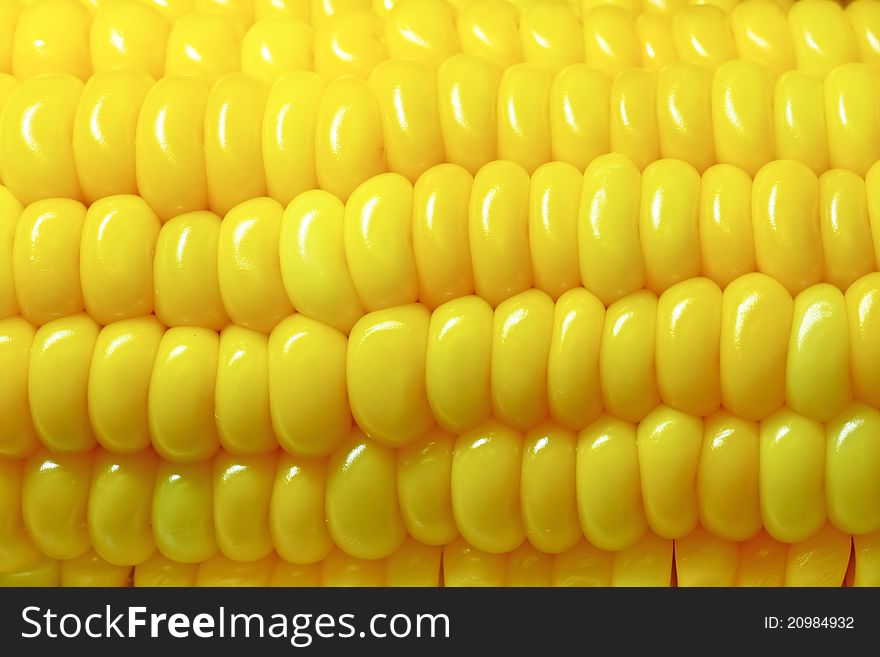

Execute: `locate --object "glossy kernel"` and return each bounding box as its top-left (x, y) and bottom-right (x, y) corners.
top-left (204, 73), bottom-right (269, 216)
top-left (425, 295), bottom-right (493, 434)
top-left (326, 429), bottom-right (406, 560)
top-left (268, 314), bottom-right (351, 457)
top-left (579, 153), bottom-right (644, 306)
top-left (637, 405), bottom-right (702, 539)
top-left (213, 451), bottom-right (276, 562)
top-left (88, 448), bottom-right (158, 566)
top-left (452, 421), bottom-right (525, 554)
top-left (846, 272), bottom-right (880, 408)
top-left (639, 159), bottom-right (702, 294)
top-left (344, 173), bottom-right (418, 311)
top-left (153, 211), bottom-right (228, 330)
top-left (29, 314), bottom-right (99, 452)
top-left (698, 410), bottom-right (761, 542)
top-left (720, 273), bottom-right (793, 421)
top-left (0, 317), bottom-right (39, 457)
top-left (577, 415), bottom-right (647, 551)
top-left (88, 316), bottom-right (164, 454)
top-left (215, 325), bottom-right (277, 455)
top-left (0, 74), bottom-right (83, 204)
top-left (90, 0), bottom-right (169, 78)
top-left (218, 197), bottom-right (293, 333)
top-left (279, 189), bottom-right (364, 335)
top-left (397, 427), bottom-right (458, 546)
top-left (135, 76), bottom-right (210, 222)
top-left (469, 160), bottom-right (533, 307)
top-left (22, 448), bottom-right (93, 560)
top-left (148, 327), bottom-right (221, 463)
top-left (547, 287), bottom-right (605, 431)
top-left (152, 460), bottom-right (217, 563)
top-left (412, 163), bottom-right (475, 309)
top-left (656, 277), bottom-right (722, 417)
top-left (270, 453), bottom-right (333, 564)
top-left (825, 402), bottom-right (880, 535)
top-left (760, 407), bottom-right (827, 543)
top-left (600, 290), bottom-right (659, 423)
top-left (73, 70), bottom-right (154, 203)
top-left (491, 289), bottom-right (554, 431)
top-left (12, 0), bottom-right (91, 81)
top-left (80, 195), bottom-right (160, 325)
top-left (13, 198), bottom-right (86, 327)
top-left (347, 304), bottom-right (432, 447)
top-left (786, 283), bottom-right (851, 423)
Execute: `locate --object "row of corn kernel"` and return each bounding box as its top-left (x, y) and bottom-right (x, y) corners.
top-left (2, 0), bottom-right (872, 85)
top-left (444, 527), bottom-right (868, 587)
top-left (676, 525), bottom-right (863, 587)
top-left (1, 0), bottom-right (367, 85)
top-left (67, 0), bottom-right (786, 25)
top-left (6, 526), bottom-right (875, 587)
top-left (65, 0), bottom-right (592, 28)
top-left (349, 278), bottom-right (880, 438)
top-left (0, 430), bottom-right (871, 586)
top-left (306, 156), bottom-right (877, 315)
top-left (357, 0), bottom-right (878, 78)
top-left (3, 60), bottom-right (879, 220)
top-left (4, 152), bottom-right (880, 329)
top-left (0, 0), bottom-right (618, 84)
top-left (8, 527), bottom-right (880, 586)
top-left (1, 540), bottom-right (445, 587)
top-left (2, 268), bottom-right (878, 458)
top-left (3, 523), bottom-right (877, 587)
top-left (1, 401), bottom-right (877, 567)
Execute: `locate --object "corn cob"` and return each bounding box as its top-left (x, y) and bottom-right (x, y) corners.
top-left (1, 0), bottom-right (871, 86)
top-left (1, 0), bottom-right (877, 590)
top-left (3, 156), bottom-right (875, 560)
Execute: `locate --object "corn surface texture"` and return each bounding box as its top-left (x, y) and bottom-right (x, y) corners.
top-left (1, 0), bottom-right (875, 84)
top-left (0, 0), bottom-right (878, 588)
top-left (5, 54), bottom-right (880, 213)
